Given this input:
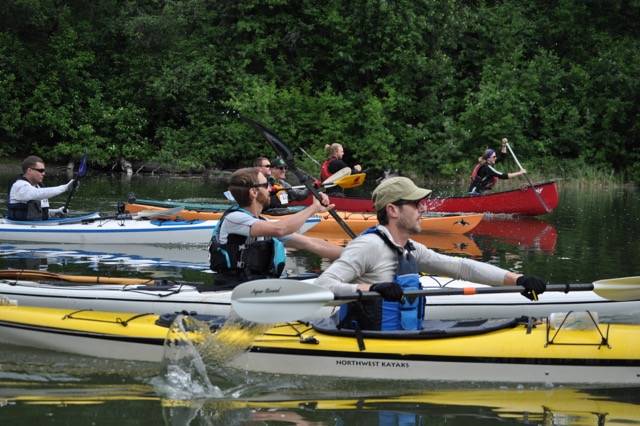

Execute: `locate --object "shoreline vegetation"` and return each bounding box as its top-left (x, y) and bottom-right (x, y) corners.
top-left (1, 2), bottom-right (638, 184)
top-left (0, 158), bottom-right (632, 191)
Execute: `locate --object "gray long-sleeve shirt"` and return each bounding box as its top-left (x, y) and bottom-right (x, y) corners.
top-left (315, 225), bottom-right (509, 297)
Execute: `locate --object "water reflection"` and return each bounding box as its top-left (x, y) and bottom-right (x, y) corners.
top-left (0, 243), bottom-right (321, 282)
top-left (2, 378), bottom-right (640, 426)
top-left (472, 217), bottom-right (558, 253)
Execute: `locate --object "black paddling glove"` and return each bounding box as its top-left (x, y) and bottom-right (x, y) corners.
top-left (516, 275), bottom-right (547, 301)
top-left (369, 282), bottom-right (404, 302)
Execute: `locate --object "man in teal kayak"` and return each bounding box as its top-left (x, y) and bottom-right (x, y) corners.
top-left (315, 176), bottom-right (547, 331)
top-left (7, 155), bottom-right (77, 220)
top-left (210, 167), bottom-right (342, 288)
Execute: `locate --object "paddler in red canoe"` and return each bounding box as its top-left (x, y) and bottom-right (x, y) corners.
top-left (468, 138), bottom-right (527, 194)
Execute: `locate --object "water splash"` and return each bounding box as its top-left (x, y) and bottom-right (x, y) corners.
top-left (153, 315), bottom-right (271, 401)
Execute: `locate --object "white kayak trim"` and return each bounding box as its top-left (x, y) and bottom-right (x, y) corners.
top-left (0, 215), bottom-right (320, 244)
top-left (1, 275), bottom-right (638, 321)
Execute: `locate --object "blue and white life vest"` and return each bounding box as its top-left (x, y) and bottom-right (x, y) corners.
top-left (209, 206), bottom-right (286, 285)
top-left (338, 227), bottom-right (424, 331)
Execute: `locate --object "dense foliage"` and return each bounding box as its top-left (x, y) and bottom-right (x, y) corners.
top-left (1, 1), bottom-right (638, 181)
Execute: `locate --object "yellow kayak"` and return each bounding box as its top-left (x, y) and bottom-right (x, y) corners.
top-left (230, 319), bottom-right (640, 384)
top-left (2, 301), bottom-right (638, 384)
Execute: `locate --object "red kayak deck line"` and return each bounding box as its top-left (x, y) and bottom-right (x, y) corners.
top-left (290, 181), bottom-right (559, 216)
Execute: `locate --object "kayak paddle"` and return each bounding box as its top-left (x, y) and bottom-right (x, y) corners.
top-left (231, 278), bottom-right (640, 324)
top-left (62, 152), bottom-right (88, 214)
top-left (321, 167), bottom-right (351, 185)
top-left (240, 115), bottom-right (357, 238)
top-left (78, 207), bottom-right (185, 224)
top-left (331, 172), bottom-right (366, 189)
top-left (0, 269), bottom-right (153, 285)
top-left (290, 173), bottom-right (367, 191)
top-left (504, 139), bottom-right (552, 213)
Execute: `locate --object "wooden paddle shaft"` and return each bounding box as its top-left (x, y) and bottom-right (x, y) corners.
top-left (0, 269), bottom-right (152, 285)
top-left (505, 141), bottom-right (551, 213)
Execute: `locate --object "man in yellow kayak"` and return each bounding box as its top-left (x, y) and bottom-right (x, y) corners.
top-left (315, 176), bottom-right (547, 331)
top-left (210, 167), bottom-right (342, 288)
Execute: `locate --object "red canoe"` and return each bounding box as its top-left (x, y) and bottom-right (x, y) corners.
top-left (290, 181), bottom-right (559, 216)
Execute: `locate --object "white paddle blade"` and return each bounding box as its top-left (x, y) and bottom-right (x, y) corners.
top-left (593, 276), bottom-right (640, 301)
top-left (231, 279), bottom-right (335, 323)
top-left (321, 167), bottom-right (351, 185)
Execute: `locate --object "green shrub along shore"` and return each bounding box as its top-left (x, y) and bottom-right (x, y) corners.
top-left (1, 1), bottom-right (638, 182)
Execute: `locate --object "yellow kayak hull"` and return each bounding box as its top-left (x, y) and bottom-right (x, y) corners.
top-left (231, 320), bottom-right (640, 384)
top-left (2, 304), bottom-right (639, 384)
top-left (0, 304), bottom-right (171, 362)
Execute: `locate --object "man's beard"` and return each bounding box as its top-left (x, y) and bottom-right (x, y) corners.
top-left (398, 214), bottom-right (421, 235)
top-left (257, 190), bottom-right (271, 210)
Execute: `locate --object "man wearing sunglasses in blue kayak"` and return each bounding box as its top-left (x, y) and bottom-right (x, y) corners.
top-left (7, 155), bottom-right (78, 221)
top-left (316, 176), bottom-right (547, 331)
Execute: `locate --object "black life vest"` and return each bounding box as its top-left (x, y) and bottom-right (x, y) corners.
top-left (6, 176), bottom-right (48, 220)
top-left (338, 227), bottom-right (425, 331)
top-left (468, 163), bottom-right (498, 194)
top-left (209, 206), bottom-right (286, 286)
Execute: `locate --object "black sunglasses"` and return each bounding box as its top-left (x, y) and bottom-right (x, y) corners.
top-left (251, 182), bottom-right (270, 189)
top-left (260, 164), bottom-right (272, 168)
top-left (274, 166), bottom-right (288, 171)
top-left (30, 167), bottom-right (46, 173)
top-left (393, 199), bottom-right (421, 208)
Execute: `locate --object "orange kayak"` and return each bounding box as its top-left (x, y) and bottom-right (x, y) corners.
top-left (311, 211), bottom-right (483, 234)
top-left (314, 231), bottom-right (482, 257)
top-left (125, 203), bottom-right (483, 235)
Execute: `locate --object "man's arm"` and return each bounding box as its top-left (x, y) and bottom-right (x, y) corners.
top-left (285, 234), bottom-right (342, 260)
top-left (251, 195), bottom-right (333, 238)
top-left (10, 180), bottom-right (73, 202)
top-left (415, 245), bottom-right (518, 285)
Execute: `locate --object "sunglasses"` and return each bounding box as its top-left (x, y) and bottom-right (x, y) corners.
top-left (393, 199), bottom-right (422, 209)
top-left (30, 168), bottom-right (46, 173)
top-left (260, 164), bottom-right (272, 168)
top-left (251, 182), bottom-right (271, 189)
top-left (274, 166), bottom-right (287, 171)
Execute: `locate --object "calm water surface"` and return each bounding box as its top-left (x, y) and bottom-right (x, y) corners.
top-left (1, 172), bottom-right (639, 425)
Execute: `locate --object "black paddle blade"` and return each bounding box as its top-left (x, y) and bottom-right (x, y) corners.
top-left (238, 113), bottom-right (356, 238)
top-left (239, 115), bottom-right (294, 164)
